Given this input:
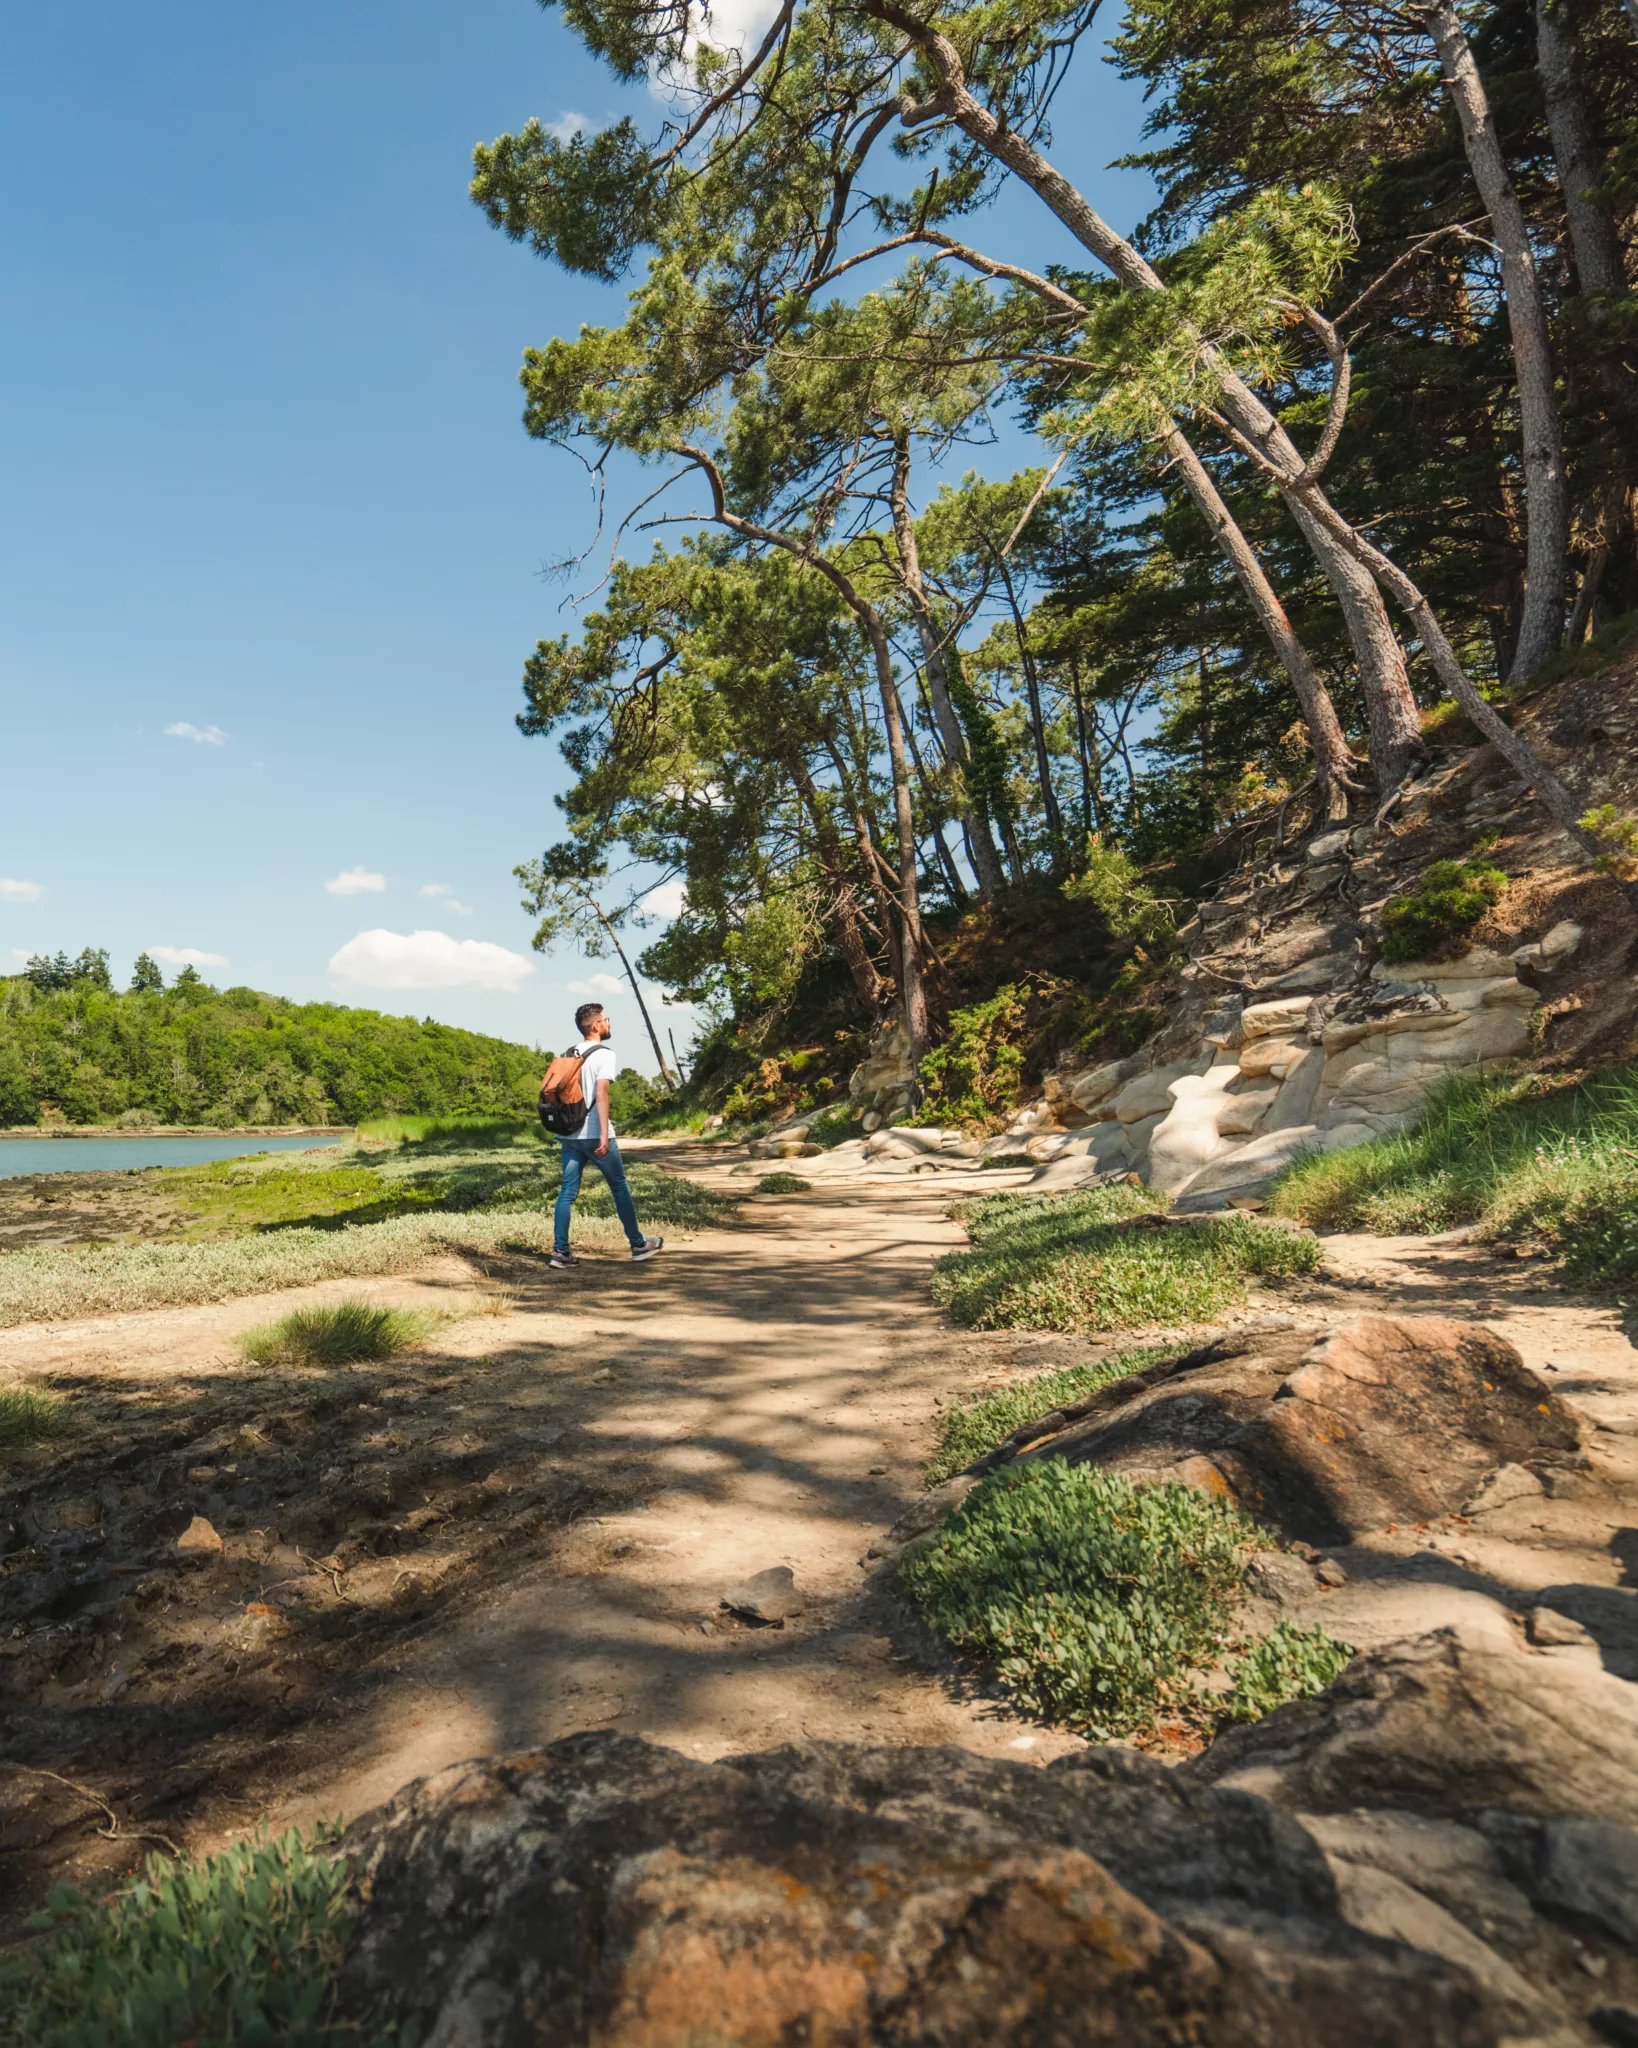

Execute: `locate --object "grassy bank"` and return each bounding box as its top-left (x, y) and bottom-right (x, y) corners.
top-left (931, 1185), bottom-right (1322, 1333)
top-left (1269, 1065), bottom-right (1638, 1285)
top-left (0, 1127), bottom-right (739, 1328)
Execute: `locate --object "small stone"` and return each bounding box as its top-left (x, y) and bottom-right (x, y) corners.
top-left (185, 1465), bottom-right (220, 1483)
top-left (1315, 1556), bottom-right (1349, 1588)
top-left (590, 1368), bottom-right (615, 1384)
top-left (868, 1466), bottom-right (887, 1475)
top-left (1527, 1606), bottom-right (1593, 1648)
top-left (721, 1565), bottom-right (805, 1625)
top-left (176, 1514), bottom-right (224, 1557)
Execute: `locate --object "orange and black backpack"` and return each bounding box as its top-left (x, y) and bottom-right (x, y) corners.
top-left (538, 1042), bottom-right (608, 1136)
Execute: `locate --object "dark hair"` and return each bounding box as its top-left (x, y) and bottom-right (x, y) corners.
top-left (574, 1001), bottom-right (606, 1036)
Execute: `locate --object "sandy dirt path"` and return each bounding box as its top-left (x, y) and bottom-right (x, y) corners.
top-left (4, 1141), bottom-right (1636, 1901)
top-left (257, 1153), bottom-right (1100, 1836)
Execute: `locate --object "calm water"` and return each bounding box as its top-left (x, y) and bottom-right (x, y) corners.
top-left (0, 1134), bottom-right (345, 1181)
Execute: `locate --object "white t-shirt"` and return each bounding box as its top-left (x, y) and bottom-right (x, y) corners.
top-left (567, 1039), bottom-right (619, 1142)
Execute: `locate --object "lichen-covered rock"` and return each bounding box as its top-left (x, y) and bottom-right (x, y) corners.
top-left (336, 1732), bottom-right (1497, 2047)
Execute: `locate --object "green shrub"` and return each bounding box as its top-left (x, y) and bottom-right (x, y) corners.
top-left (756, 1172), bottom-right (812, 1193)
top-left (898, 1461), bottom-right (1260, 1736)
top-left (238, 1298), bottom-right (435, 1367)
top-left (1271, 1063), bottom-right (1638, 1284)
top-left (910, 985), bottom-right (1030, 1132)
top-left (1226, 1621), bottom-right (1355, 1722)
top-left (932, 1187), bottom-right (1321, 1332)
top-left (0, 1827), bottom-right (387, 2048)
top-left (923, 1346), bottom-right (1171, 1487)
top-left (0, 1386), bottom-right (74, 1456)
top-left (1062, 835), bottom-right (1176, 951)
top-left (1378, 858), bottom-right (1508, 964)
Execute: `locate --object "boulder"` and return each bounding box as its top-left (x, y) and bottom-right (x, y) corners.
top-left (1264, 1045), bottom-right (1326, 1132)
top-left (1006, 1317), bottom-right (1582, 1551)
top-left (336, 1732), bottom-right (1498, 2047)
top-left (1145, 1062), bottom-right (1241, 1195)
top-left (1170, 1123), bottom-right (1326, 1212)
top-left (848, 1020), bottom-right (916, 1109)
top-left (1512, 920), bottom-right (1584, 971)
top-left (1067, 1059), bottom-right (1129, 1114)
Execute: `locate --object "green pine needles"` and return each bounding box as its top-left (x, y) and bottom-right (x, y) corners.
top-left (0, 1827), bottom-right (390, 2048)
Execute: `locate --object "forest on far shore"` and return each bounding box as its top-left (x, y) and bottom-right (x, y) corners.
top-left (0, 951), bottom-right (547, 1128)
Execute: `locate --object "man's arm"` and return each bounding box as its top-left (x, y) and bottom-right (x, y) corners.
top-left (594, 1074), bottom-right (613, 1156)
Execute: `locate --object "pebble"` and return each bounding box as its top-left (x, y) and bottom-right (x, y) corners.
top-left (176, 1514), bottom-right (224, 1557)
top-left (721, 1565), bottom-right (805, 1625)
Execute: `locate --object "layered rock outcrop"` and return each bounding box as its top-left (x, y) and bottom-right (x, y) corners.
top-left (336, 1637), bottom-right (1638, 2046)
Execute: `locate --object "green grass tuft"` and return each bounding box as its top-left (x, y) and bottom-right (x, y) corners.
top-left (1226, 1621), bottom-right (1355, 1723)
top-left (898, 1461), bottom-right (1261, 1737)
top-left (755, 1171), bottom-right (812, 1194)
top-left (922, 1347), bottom-right (1172, 1487)
top-left (0, 1826), bottom-right (389, 2048)
top-left (1270, 1063), bottom-right (1638, 1285)
top-left (932, 1185), bottom-right (1320, 1332)
top-left (0, 1386), bottom-right (74, 1456)
top-left (238, 1298), bottom-right (436, 1367)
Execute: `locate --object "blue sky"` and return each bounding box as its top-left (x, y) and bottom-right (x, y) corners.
top-left (1, 0), bottom-right (1156, 1072)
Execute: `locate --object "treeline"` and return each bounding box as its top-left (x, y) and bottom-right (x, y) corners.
top-left (479, 0), bottom-right (1636, 1058)
top-left (0, 970), bottom-right (545, 1127)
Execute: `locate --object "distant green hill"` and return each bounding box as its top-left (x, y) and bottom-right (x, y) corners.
top-left (0, 971), bottom-right (545, 1127)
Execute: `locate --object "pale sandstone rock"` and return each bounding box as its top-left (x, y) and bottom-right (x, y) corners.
top-left (1241, 997), bottom-right (1313, 1040)
top-left (1145, 1063), bottom-right (1241, 1195)
top-left (1122, 1110), bottom-right (1168, 1168)
top-left (1240, 1034), bottom-right (1311, 1080)
top-left (1265, 1046), bottom-right (1326, 1132)
top-left (1067, 1060), bottom-right (1127, 1112)
top-left (1113, 1053), bottom-right (1211, 1123)
top-left (1218, 1082), bottom-right (1279, 1136)
top-left (1373, 947), bottom-right (1517, 983)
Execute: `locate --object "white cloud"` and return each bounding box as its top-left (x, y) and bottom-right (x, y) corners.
top-left (419, 883), bottom-right (474, 915)
top-left (639, 879), bottom-right (688, 920)
top-left (324, 866), bottom-right (386, 896)
top-left (0, 878), bottom-right (44, 903)
top-left (151, 946), bottom-right (229, 968)
top-left (545, 109), bottom-right (591, 142)
top-left (165, 721), bottom-right (229, 746)
top-left (567, 972), bottom-right (626, 998)
top-left (329, 928), bottom-right (534, 993)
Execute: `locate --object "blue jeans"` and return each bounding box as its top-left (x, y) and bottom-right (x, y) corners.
top-left (555, 1136), bottom-right (645, 1253)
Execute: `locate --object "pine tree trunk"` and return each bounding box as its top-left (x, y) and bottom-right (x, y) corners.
top-left (790, 758), bottom-right (891, 1016)
top-left (888, 434), bottom-right (1008, 896)
top-left (588, 899), bottom-right (676, 1089)
top-left (1536, 0), bottom-right (1628, 297)
top-left (1162, 427), bottom-right (1362, 817)
top-left (1423, 0), bottom-right (1569, 680)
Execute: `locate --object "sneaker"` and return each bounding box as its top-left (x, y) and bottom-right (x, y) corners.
top-left (630, 1237), bottom-right (665, 1263)
top-left (549, 1250), bottom-right (580, 1269)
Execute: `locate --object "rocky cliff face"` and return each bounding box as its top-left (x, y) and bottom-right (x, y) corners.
top-left (971, 676), bottom-right (1638, 1208)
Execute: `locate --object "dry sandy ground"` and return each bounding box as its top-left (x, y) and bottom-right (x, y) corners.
top-left (1, 1139), bottom-right (1635, 1916)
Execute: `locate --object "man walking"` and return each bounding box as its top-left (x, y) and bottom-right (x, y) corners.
top-left (549, 1002), bottom-right (664, 1269)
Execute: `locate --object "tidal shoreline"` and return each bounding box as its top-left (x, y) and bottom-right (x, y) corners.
top-left (0, 1124), bottom-right (352, 1140)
